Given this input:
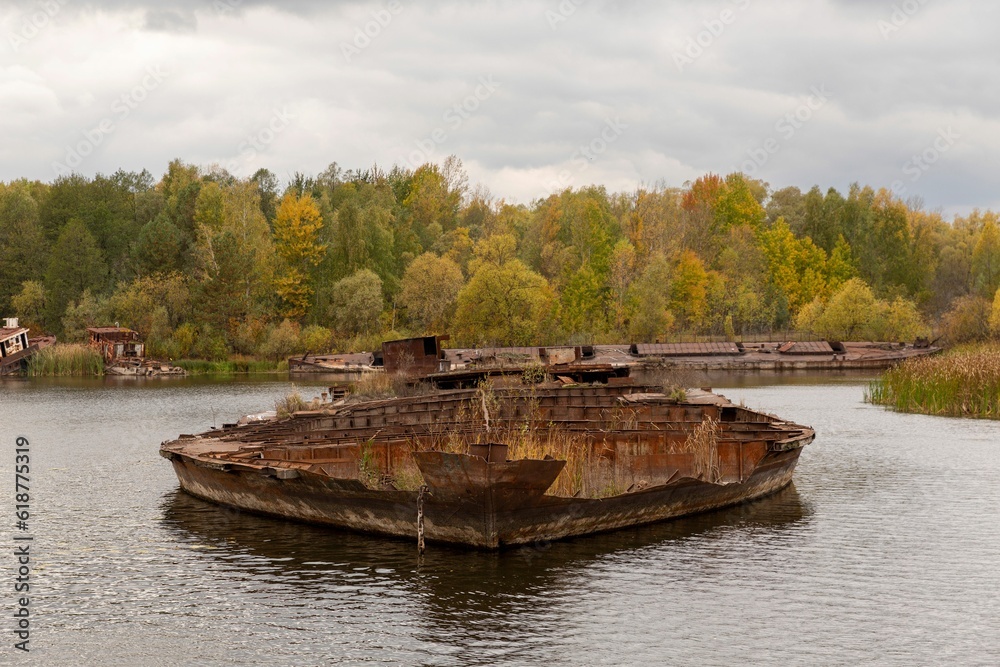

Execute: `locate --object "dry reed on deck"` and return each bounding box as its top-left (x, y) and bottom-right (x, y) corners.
top-left (680, 416), bottom-right (720, 483)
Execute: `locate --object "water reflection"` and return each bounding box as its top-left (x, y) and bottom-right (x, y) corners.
top-left (160, 484), bottom-right (808, 611)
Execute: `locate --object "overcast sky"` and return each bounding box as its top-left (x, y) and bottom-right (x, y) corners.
top-left (1, 0), bottom-right (996, 217)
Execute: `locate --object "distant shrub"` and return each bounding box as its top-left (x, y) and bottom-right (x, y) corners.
top-left (259, 319), bottom-right (301, 360)
top-left (299, 325), bottom-right (333, 354)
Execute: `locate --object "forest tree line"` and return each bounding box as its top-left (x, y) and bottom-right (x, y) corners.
top-left (2, 156), bottom-right (1000, 360)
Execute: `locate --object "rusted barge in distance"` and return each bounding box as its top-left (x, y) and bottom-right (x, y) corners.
top-left (289, 336), bottom-right (941, 378)
top-left (161, 381), bottom-right (814, 549)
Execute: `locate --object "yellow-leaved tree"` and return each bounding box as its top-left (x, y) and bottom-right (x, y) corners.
top-left (273, 193), bottom-right (326, 319)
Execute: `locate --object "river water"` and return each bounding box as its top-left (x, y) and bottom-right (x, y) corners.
top-left (1, 374), bottom-right (998, 666)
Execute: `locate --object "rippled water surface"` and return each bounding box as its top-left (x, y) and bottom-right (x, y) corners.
top-left (1, 374), bottom-right (999, 666)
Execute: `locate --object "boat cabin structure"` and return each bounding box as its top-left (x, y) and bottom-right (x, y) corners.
top-left (0, 318), bottom-right (35, 375)
top-left (87, 326), bottom-right (144, 364)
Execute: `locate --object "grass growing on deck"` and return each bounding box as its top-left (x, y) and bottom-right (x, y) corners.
top-left (27, 344), bottom-right (104, 376)
top-left (866, 343), bottom-right (1000, 418)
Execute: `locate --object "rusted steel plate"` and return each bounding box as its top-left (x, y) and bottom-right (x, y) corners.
top-left (778, 341), bottom-right (835, 355)
top-left (631, 342), bottom-right (743, 357)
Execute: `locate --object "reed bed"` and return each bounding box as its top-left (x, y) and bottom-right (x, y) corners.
top-left (27, 344), bottom-right (104, 376)
top-left (866, 344), bottom-right (1000, 418)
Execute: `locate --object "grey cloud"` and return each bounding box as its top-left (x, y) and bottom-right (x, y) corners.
top-left (2, 0), bottom-right (998, 217)
top-left (143, 9), bottom-right (197, 32)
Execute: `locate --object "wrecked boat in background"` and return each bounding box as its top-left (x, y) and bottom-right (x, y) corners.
top-left (0, 318), bottom-right (38, 376)
top-left (87, 326), bottom-right (185, 377)
top-left (290, 335), bottom-right (942, 381)
top-left (161, 383), bottom-right (814, 549)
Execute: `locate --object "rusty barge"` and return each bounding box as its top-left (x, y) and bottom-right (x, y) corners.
top-left (161, 383), bottom-right (814, 549)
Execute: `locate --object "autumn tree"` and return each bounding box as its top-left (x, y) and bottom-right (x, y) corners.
top-left (669, 250), bottom-right (712, 331)
top-left (972, 216), bottom-right (1000, 298)
top-left (990, 288), bottom-right (1000, 337)
top-left (757, 218), bottom-right (830, 316)
top-left (272, 192), bottom-right (326, 318)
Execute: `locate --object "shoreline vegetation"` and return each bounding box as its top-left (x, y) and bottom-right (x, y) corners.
top-left (9, 159), bottom-right (1000, 372)
top-left (27, 344), bottom-right (104, 376)
top-left (24, 343), bottom-right (289, 377)
top-left (866, 343), bottom-right (1000, 418)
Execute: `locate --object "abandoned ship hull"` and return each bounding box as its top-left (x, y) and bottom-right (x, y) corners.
top-left (162, 384), bottom-right (813, 549)
top-left (165, 444), bottom-right (803, 549)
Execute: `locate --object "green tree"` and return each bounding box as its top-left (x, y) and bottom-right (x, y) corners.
top-left (44, 219), bottom-right (107, 330)
top-left (132, 213), bottom-right (185, 276)
top-left (61, 290), bottom-right (107, 342)
top-left (757, 217), bottom-right (829, 315)
top-left (453, 238), bottom-right (555, 346)
top-left (106, 273), bottom-right (189, 343)
top-left (191, 180), bottom-right (275, 337)
top-left (0, 184), bottom-right (47, 316)
top-left (626, 254), bottom-right (675, 342)
top-left (402, 163), bottom-right (462, 249)
top-left (328, 269), bottom-right (384, 336)
top-left (810, 278), bottom-right (877, 339)
top-left (398, 253), bottom-right (464, 333)
top-left (714, 173), bottom-right (766, 231)
top-left (11, 281), bottom-right (46, 333)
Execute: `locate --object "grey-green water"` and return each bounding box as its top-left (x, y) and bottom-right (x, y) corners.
top-left (1, 375), bottom-right (998, 666)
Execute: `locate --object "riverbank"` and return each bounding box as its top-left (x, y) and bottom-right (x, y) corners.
top-left (866, 343), bottom-right (1000, 418)
top-left (23, 343), bottom-right (289, 377)
top-left (28, 344), bottom-right (104, 376)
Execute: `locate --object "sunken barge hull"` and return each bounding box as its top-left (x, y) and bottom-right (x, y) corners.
top-left (161, 385), bottom-right (813, 549)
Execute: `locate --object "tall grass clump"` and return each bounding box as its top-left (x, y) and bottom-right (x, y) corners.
top-left (275, 391), bottom-right (315, 419)
top-left (27, 344), bottom-right (104, 376)
top-left (866, 343), bottom-right (1000, 418)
